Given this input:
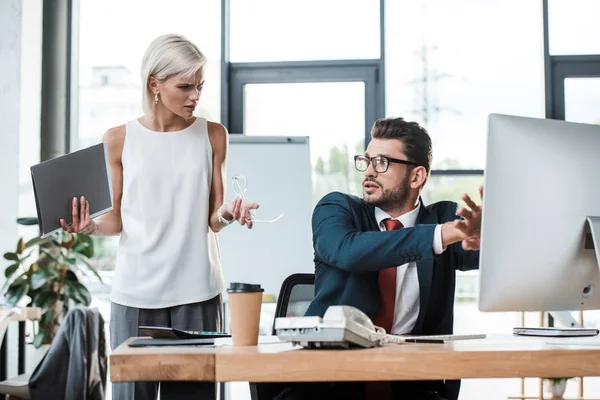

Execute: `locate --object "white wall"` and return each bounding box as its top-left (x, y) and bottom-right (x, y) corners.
top-left (0, 0), bottom-right (20, 266)
top-left (0, 0), bottom-right (22, 379)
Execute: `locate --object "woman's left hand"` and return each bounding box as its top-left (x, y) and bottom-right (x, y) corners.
top-left (224, 198), bottom-right (260, 229)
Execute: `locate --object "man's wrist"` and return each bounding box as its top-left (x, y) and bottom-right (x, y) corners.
top-left (441, 222), bottom-right (464, 248)
top-left (433, 224), bottom-right (445, 255)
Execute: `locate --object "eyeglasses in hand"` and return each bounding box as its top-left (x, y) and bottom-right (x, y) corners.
top-left (232, 175), bottom-right (284, 223)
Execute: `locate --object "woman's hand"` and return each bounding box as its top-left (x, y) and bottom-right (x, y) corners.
top-left (59, 196), bottom-right (98, 235)
top-left (223, 198), bottom-right (260, 229)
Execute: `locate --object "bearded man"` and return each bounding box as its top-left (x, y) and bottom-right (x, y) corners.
top-left (275, 117), bottom-right (484, 400)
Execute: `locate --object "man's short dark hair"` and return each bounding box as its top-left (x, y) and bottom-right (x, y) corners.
top-left (370, 117), bottom-right (432, 173)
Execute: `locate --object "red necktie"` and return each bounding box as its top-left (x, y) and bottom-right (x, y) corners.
top-left (372, 218), bottom-right (404, 333)
top-left (366, 218), bottom-right (404, 400)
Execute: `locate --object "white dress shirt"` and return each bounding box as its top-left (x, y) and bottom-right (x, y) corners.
top-left (374, 205), bottom-right (445, 334)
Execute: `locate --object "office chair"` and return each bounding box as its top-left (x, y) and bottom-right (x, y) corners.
top-left (269, 273), bottom-right (315, 334)
top-left (250, 273), bottom-right (315, 400)
top-left (0, 307), bottom-right (107, 400)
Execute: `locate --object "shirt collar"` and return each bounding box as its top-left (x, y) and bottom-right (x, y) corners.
top-left (374, 202), bottom-right (421, 229)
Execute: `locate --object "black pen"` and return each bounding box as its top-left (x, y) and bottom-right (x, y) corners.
top-left (405, 339), bottom-right (445, 344)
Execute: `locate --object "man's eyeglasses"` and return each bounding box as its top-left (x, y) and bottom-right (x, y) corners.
top-left (354, 155), bottom-right (420, 173)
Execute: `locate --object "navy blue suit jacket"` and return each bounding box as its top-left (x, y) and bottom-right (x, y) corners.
top-left (306, 191), bottom-right (479, 335)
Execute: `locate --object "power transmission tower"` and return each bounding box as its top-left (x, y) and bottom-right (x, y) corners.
top-left (407, 1), bottom-right (463, 126)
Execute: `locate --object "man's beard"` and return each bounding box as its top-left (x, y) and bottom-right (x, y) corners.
top-left (363, 173), bottom-right (411, 210)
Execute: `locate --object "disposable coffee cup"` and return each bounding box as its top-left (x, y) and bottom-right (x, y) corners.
top-left (227, 282), bottom-right (264, 346)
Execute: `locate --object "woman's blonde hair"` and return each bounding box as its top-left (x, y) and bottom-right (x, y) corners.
top-left (140, 34), bottom-right (206, 116)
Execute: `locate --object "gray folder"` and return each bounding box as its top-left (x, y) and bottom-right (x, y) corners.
top-left (31, 143), bottom-right (113, 238)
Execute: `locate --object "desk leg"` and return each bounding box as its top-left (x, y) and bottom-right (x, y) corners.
top-left (219, 382), bottom-right (226, 400)
top-left (160, 382), bottom-right (217, 400)
top-left (0, 331), bottom-right (7, 381)
top-left (18, 322), bottom-right (25, 375)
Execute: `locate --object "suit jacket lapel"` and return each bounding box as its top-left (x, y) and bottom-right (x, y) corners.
top-left (413, 197), bottom-right (435, 333)
top-left (364, 203), bottom-right (379, 231)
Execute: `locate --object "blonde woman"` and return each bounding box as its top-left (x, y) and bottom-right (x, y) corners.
top-left (61, 34), bottom-right (258, 399)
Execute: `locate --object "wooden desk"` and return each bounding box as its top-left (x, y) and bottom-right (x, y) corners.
top-left (0, 307), bottom-right (42, 380)
top-left (111, 335), bottom-right (600, 396)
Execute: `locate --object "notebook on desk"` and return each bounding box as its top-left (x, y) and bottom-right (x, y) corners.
top-left (402, 334), bottom-right (486, 343)
top-left (139, 325), bottom-right (231, 339)
top-left (513, 327), bottom-right (599, 337)
top-left (128, 338), bottom-right (215, 347)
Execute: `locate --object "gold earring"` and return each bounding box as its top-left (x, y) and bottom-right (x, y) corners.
top-left (154, 93), bottom-right (159, 104)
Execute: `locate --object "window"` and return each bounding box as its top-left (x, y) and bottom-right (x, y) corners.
top-left (243, 81), bottom-right (367, 204)
top-left (564, 77), bottom-right (600, 124)
top-left (421, 175), bottom-right (484, 206)
top-left (549, 0), bottom-right (600, 55)
top-left (76, 0), bottom-right (222, 150)
top-left (385, 0), bottom-right (544, 170)
top-left (385, 2), bottom-right (546, 398)
top-left (229, 0), bottom-right (380, 62)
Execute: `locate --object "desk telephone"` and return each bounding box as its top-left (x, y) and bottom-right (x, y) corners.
top-left (274, 306), bottom-right (485, 349)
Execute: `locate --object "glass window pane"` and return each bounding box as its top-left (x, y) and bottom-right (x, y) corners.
top-left (565, 77), bottom-right (600, 124)
top-left (385, 0), bottom-right (544, 170)
top-left (230, 0), bottom-right (380, 62)
top-left (76, 0), bottom-right (221, 151)
top-left (549, 0), bottom-right (600, 55)
top-left (420, 175), bottom-right (483, 205)
top-left (244, 82), bottom-right (366, 204)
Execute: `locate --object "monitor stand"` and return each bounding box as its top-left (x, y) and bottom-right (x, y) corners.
top-left (587, 216), bottom-right (600, 273)
top-left (513, 218), bottom-right (600, 337)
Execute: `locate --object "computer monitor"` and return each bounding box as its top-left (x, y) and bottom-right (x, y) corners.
top-left (478, 114), bottom-right (600, 313)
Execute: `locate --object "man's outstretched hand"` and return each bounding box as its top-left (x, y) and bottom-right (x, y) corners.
top-left (454, 186), bottom-right (483, 250)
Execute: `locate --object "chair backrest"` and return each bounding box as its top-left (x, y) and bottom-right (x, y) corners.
top-left (271, 273), bottom-right (315, 335)
top-left (29, 307), bottom-right (107, 400)
top-left (251, 273), bottom-right (315, 400)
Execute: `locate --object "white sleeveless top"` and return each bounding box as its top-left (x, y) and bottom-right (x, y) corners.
top-left (111, 117), bottom-right (224, 309)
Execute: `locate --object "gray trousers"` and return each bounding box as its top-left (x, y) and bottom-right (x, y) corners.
top-left (110, 294), bottom-right (223, 400)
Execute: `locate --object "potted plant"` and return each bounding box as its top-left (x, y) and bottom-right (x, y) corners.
top-left (2, 218), bottom-right (102, 347)
top-left (545, 377), bottom-right (572, 398)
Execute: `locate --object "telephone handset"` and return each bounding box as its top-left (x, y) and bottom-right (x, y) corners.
top-left (275, 305), bottom-right (403, 349)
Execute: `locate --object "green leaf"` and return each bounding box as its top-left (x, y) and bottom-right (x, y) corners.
top-left (33, 332), bottom-right (46, 348)
top-left (4, 263), bottom-right (20, 278)
top-left (64, 269), bottom-right (79, 282)
top-left (3, 252), bottom-right (18, 261)
top-left (16, 238), bottom-right (24, 254)
top-left (41, 308), bottom-right (56, 326)
top-left (73, 234), bottom-right (94, 258)
top-left (39, 248), bottom-right (60, 262)
top-left (30, 268), bottom-right (59, 291)
top-left (17, 217), bottom-right (39, 226)
top-left (72, 254), bottom-right (103, 283)
top-left (1, 271), bottom-right (25, 294)
top-left (64, 257), bottom-right (77, 265)
top-left (5, 277), bottom-right (28, 306)
top-left (65, 280), bottom-right (91, 306)
top-left (24, 236), bottom-right (53, 250)
top-left (33, 290), bottom-right (59, 310)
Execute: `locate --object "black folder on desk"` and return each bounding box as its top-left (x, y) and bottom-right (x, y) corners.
top-left (129, 338), bottom-right (215, 347)
top-left (30, 143), bottom-right (113, 238)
